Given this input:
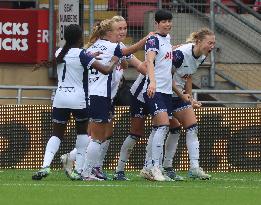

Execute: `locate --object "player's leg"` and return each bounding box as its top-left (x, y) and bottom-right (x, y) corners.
top-left (143, 92), bottom-right (171, 181)
top-left (81, 96), bottom-right (111, 181)
top-left (114, 96), bottom-right (146, 180)
top-left (163, 117), bottom-right (184, 181)
top-left (114, 117), bottom-right (145, 180)
top-left (175, 108), bottom-right (211, 180)
top-left (32, 108), bottom-right (69, 180)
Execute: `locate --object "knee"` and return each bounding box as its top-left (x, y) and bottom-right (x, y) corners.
top-left (169, 126), bottom-right (181, 134)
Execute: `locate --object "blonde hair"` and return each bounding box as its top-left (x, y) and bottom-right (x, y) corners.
top-left (85, 19), bottom-right (114, 48)
top-left (186, 27), bottom-right (214, 43)
top-left (111, 15), bottom-right (126, 22)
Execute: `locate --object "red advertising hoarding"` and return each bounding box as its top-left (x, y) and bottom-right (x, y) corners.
top-left (0, 9), bottom-right (55, 63)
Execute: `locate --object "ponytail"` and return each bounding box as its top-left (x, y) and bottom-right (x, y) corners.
top-left (85, 19), bottom-right (114, 48)
top-left (186, 27), bottom-right (214, 43)
top-left (56, 43), bottom-right (72, 64)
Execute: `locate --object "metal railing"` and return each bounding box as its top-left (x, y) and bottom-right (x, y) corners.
top-left (192, 89), bottom-right (261, 104)
top-left (0, 85), bottom-right (261, 105)
top-left (0, 85), bottom-right (56, 104)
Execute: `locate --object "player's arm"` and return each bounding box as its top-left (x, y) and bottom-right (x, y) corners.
top-left (81, 44), bottom-right (123, 75)
top-left (120, 59), bottom-right (128, 70)
top-left (172, 79), bottom-right (191, 103)
top-left (121, 32), bottom-right (154, 56)
top-left (147, 50), bottom-right (157, 98)
top-left (95, 44), bottom-right (123, 74)
top-left (145, 35), bottom-right (159, 98)
top-left (32, 48), bottom-right (62, 71)
top-left (172, 50), bottom-right (191, 102)
top-left (91, 56), bottom-right (119, 75)
top-left (184, 76), bottom-right (192, 96)
top-left (127, 55), bottom-right (147, 75)
top-left (184, 76), bottom-right (202, 108)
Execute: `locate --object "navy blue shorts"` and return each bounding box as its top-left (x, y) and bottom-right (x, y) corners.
top-left (143, 92), bottom-right (172, 118)
top-left (130, 95), bottom-right (149, 118)
top-left (52, 107), bottom-right (89, 124)
top-left (88, 95), bottom-right (113, 123)
top-left (172, 97), bottom-right (192, 113)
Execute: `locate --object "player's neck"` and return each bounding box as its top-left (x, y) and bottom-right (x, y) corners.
top-left (155, 32), bottom-right (168, 37)
top-left (192, 45), bottom-right (201, 58)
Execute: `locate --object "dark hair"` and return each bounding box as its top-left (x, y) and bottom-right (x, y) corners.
top-left (56, 24), bottom-right (83, 64)
top-left (155, 9), bottom-right (172, 23)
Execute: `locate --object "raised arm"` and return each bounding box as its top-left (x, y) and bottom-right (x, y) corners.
top-left (121, 32), bottom-right (154, 56)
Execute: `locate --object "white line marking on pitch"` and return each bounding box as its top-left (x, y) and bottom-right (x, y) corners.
top-left (213, 177), bottom-right (261, 182)
top-left (1, 183), bottom-right (261, 190)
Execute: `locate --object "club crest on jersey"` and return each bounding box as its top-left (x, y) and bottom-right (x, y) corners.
top-left (147, 38), bottom-right (156, 46)
top-left (85, 51), bottom-right (93, 58)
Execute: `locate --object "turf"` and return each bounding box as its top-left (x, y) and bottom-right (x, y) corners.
top-left (0, 170), bottom-right (261, 205)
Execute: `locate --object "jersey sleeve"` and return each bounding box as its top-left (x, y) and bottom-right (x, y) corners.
top-left (172, 50), bottom-right (184, 69)
top-left (79, 49), bottom-right (96, 69)
top-left (145, 36), bottom-right (159, 54)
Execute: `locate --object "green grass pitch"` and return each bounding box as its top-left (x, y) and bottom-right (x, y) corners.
top-left (0, 170), bottom-right (261, 205)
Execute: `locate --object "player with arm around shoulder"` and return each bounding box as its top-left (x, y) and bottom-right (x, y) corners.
top-left (32, 24), bottom-right (120, 180)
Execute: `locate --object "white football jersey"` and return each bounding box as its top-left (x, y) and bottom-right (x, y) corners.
top-left (130, 73), bottom-right (146, 103)
top-left (142, 33), bottom-right (173, 95)
top-left (111, 42), bottom-right (133, 99)
top-left (172, 43), bottom-right (206, 96)
top-left (53, 48), bottom-right (95, 109)
top-left (87, 39), bottom-right (119, 98)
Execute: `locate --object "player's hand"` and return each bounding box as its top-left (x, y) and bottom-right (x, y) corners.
top-left (32, 60), bottom-right (52, 71)
top-left (173, 44), bottom-right (183, 50)
top-left (192, 99), bottom-right (202, 108)
top-left (92, 51), bottom-right (103, 60)
top-left (181, 93), bottom-right (191, 103)
top-left (147, 81), bottom-right (156, 98)
top-left (120, 59), bottom-right (128, 70)
top-left (147, 32), bottom-right (155, 37)
top-left (111, 56), bottom-right (120, 63)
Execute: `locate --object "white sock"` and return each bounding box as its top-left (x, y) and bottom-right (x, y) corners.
top-left (152, 126), bottom-right (169, 167)
top-left (95, 137), bottom-right (111, 168)
top-left (163, 127), bottom-right (181, 168)
top-left (116, 134), bottom-right (139, 172)
top-left (75, 134), bottom-right (90, 173)
top-left (42, 136), bottom-right (61, 168)
top-left (81, 139), bottom-right (101, 177)
top-left (69, 148), bottom-right (77, 161)
top-left (145, 127), bottom-right (156, 169)
top-left (186, 125), bottom-right (199, 169)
